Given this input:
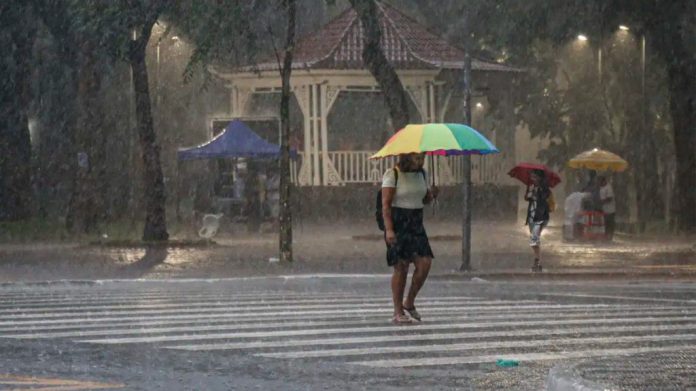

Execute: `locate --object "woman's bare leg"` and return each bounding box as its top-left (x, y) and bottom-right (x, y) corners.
top-left (532, 245), bottom-right (540, 260)
top-left (391, 261), bottom-right (409, 316)
top-left (404, 256), bottom-right (432, 309)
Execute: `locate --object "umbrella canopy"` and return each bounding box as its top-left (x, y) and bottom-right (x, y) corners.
top-left (568, 148), bottom-right (628, 172)
top-left (508, 163), bottom-right (562, 188)
top-left (370, 123), bottom-right (498, 159)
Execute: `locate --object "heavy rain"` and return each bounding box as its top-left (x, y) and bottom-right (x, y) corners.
top-left (0, 0), bottom-right (695, 390)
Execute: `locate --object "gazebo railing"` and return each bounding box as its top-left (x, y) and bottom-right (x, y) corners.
top-left (329, 151), bottom-right (396, 184)
top-left (293, 150), bottom-right (509, 186)
top-left (329, 150), bottom-right (508, 185)
top-left (449, 154), bottom-right (509, 185)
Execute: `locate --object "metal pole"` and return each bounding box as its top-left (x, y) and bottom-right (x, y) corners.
top-left (156, 42), bottom-right (160, 107)
top-left (598, 47), bottom-right (603, 81)
top-left (460, 14), bottom-right (472, 272)
top-left (641, 34), bottom-right (649, 229)
top-left (128, 28), bottom-right (138, 223)
top-left (641, 35), bottom-right (646, 116)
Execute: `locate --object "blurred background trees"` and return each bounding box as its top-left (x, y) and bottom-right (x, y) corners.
top-left (0, 0), bottom-right (693, 237)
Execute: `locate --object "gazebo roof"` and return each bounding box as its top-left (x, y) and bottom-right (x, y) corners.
top-left (238, 2), bottom-right (518, 73)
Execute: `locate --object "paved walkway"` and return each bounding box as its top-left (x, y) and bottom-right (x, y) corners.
top-left (0, 220), bottom-right (694, 282)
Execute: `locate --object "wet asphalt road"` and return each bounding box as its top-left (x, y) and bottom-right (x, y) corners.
top-left (1, 276), bottom-right (695, 390)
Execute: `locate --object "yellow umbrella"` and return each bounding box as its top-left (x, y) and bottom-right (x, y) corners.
top-left (568, 148), bottom-right (628, 172)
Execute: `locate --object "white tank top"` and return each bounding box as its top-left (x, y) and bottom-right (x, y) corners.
top-left (381, 168), bottom-right (428, 209)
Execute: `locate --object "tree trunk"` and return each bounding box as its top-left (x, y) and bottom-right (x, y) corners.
top-left (279, 0), bottom-right (297, 263)
top-left (647, 5), bottom-right (696, 232)
top-left (33, 2), bottom-right (82, 228)
top-left (130, 36), bottom-right (169, 241)
top-left (67, 45), bottom-right (106, 233)
top-left (349, 0), bottom-right (410, 130)
top-left (667, 61), bottom-right (696, 232)
top-left (61, 56), bottom-right (82, 231)
top-left (0, 4), bottom-right (36, 221)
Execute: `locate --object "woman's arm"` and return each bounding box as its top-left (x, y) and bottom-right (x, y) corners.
top-left (382, 187), bottom-right (396, 245)
top-left (524, 185), bottom-right (533, 201)
top-left (423, 186), bottom-right (439, 205)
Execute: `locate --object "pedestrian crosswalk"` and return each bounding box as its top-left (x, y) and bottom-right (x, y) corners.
top-left (2, 287), bottom-right (696, 368)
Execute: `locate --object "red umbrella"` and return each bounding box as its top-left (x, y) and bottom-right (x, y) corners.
top-left (508, 162), bottom-right (562, 188)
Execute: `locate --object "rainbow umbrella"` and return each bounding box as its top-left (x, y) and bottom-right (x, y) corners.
top-left (370, 123), bottom-right (498, 159)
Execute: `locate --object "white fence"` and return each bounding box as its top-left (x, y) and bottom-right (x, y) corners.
top-left (328, 151), bottom-right (396, 184)
top-left (293, 150), bottom-right (510, 186)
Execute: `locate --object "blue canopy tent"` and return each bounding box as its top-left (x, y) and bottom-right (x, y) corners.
top-left (178, 119), bottom-right (285, 160)
top-left (176, 119), bottom-right (295, 225)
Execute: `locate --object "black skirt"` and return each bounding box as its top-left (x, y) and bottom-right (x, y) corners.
top-left (385, 207), bottom-right (434, 266)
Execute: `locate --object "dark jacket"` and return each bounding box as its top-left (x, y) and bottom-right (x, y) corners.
top-left (526, 185), bottom-right (551, 223)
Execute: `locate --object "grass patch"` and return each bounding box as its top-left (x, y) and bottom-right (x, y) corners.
top-left (0, 218), bottom-right (196, 244)
top-left (0, 219), bottom-right (70, 242)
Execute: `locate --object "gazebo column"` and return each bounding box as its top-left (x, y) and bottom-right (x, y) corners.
top-left (431, 82), bottom-right (456, 185)
top-left (321, 84), bottom-right (342, 186)
top-left (293, 85), bottom-right (318, 186)
top-left (294, 83), bottom-right (343, 186)
top-left (230, 86), bottom-right (252, 116)
top-left (406, 82), bottom-right (453, 185)
top-left (309, 84), bottom-right (321, 186)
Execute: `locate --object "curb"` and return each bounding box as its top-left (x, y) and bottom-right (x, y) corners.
top-left (2, 270), bottom-right (696, 287)
top-left (546, 365), bottom-right (606, 391)
top-left (0, 280), bottom-right (101, 288)
top-left (431, 269), bottom-right (696, 281)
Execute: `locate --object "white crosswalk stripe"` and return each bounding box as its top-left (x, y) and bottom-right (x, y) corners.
top-left (0, 298), bottom-right (537, 315)
top-left (2, 287), bottom-right (695, 369)
top-left (78, 315), bottom-right (696, 344)
top-left (4, 309), bottom-right (694, 339)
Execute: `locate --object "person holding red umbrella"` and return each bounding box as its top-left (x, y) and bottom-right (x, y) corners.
top-left (509, 163), bottom-right (559, 272)
top-left (524, 170), bottom-right (552, 272)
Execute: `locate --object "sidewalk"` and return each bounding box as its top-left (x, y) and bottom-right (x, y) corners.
top-left (0, 220), bottom-right (694, 282)
top-left (548, 350), bottom-right (696, 391)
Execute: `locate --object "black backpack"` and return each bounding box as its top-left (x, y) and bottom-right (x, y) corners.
top-left (375, 168), bottom-right (398, 231)
top-left (375, 168), bottom-right (426, 231)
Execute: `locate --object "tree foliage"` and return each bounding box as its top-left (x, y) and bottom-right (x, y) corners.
top-left (348, 0), bottom-right (410, 131)
top-left (0, 1), bottom-right (36, 221)
top-left (403, 0), bottom-right (694, 229)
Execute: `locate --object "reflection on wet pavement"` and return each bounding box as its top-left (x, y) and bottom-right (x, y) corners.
top-left (0, 221), bottom-right (694, 281)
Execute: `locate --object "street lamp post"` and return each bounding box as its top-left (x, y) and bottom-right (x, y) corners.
top-left (615, 25), bottom-right (649, 228)
top-left (576, 34), bottom-right (603, 81)
top-left (641, 34), bottom-right (646, 129)
top-left (575, 26), bottom-right (648, 227)
top-left (460, 12), bottom-right (473, 272)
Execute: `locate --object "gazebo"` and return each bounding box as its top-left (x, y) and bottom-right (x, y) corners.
top-left (211, 2), bottom-right (520, 187)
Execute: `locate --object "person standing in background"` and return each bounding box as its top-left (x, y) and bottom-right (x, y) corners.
top-left (599, 175), bottom-right (616, 241)
top-left (525, 170), bottom-right (551, 272)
